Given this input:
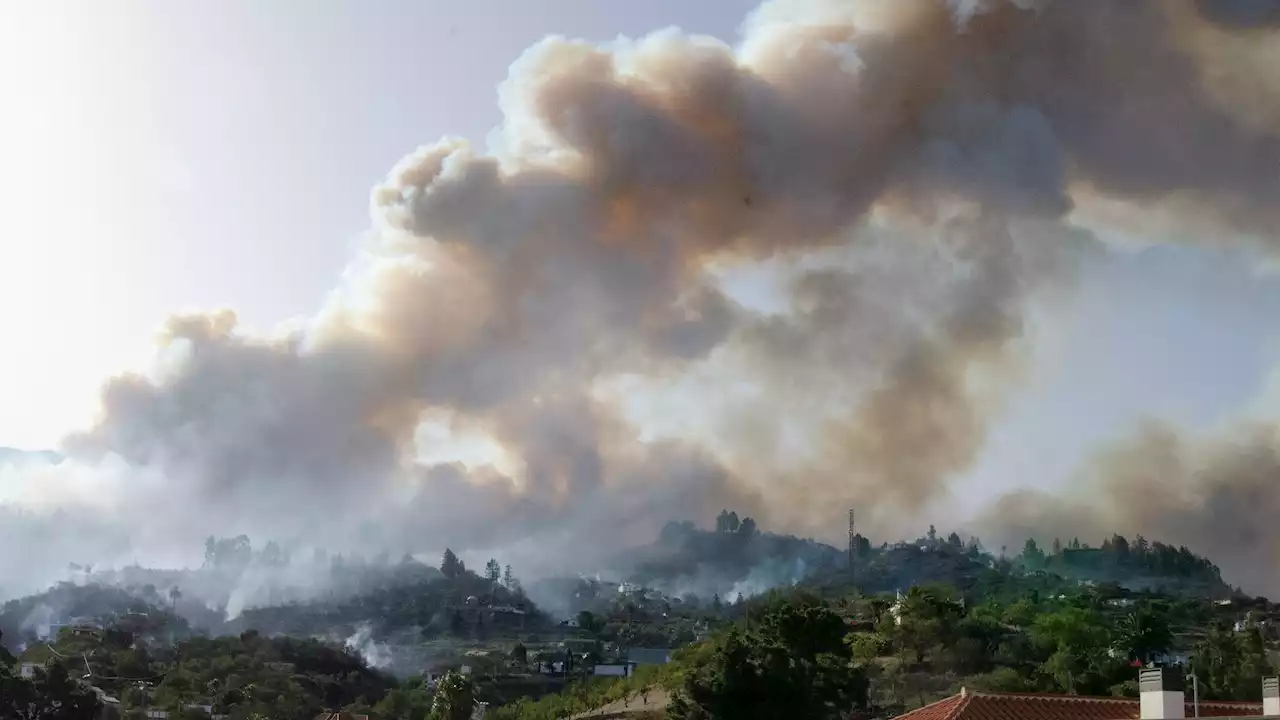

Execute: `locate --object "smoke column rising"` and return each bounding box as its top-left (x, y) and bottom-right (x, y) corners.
top-left (3, 0), bottom-right (1280, 595)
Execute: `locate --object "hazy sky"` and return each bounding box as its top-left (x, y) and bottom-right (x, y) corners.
top-left (2, 0), bottom-right (1279, 510)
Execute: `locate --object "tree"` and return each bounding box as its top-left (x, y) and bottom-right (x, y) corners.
top-left (2, 663), bottom-right (102, 720)
top-left (1030, 606), bottom-right (1112, 693)
top-left (169, 585), bottom-right (182, 609)
top-left (1134, 534), bottom-right (1150, 557)
top-left (1112, 534), bottom-right (1131, 562)
top-left (1191, 621), bottom-right (1276, 701)
top-left (1114, 604), bottom-right (1172, 664)
top-left (0, 631), bottom-right (14, 666)
top-left (927, 525), bottom-right (938, 544)
top-left (888, 587), bottom-right (961, 665)
top-left (851, 533), bottom-right (872, 559)
top-left (1051, 537), bottom-right (1062, 555)
top-left (484, 558), bottom-right (501, 583)
top-left (441, 548), bottom-right (463, 579)
top-left (738, 517), bottom-right (758, 537)
top-left (502, 564), bottom-right (514, 589)
top-left (669, 600), bottom-right (867, 719)
top-left (374, 679), bottom-right (434, 720)
top-left (430, 671), bottom-right (475, 720)
top-left (1021, 538), bottom-right (1045, 568)
top-left (966, 536), bottom-right (982, 558)
top-left (947, 532), bottom-right (963, 548)
top-left (259, 540), bottom-right (286, 567)
top-left (511, 642), bottom-right (528, 667)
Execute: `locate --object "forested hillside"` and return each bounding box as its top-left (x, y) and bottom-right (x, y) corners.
top-left (0, 518), bottom-right (1259, 720)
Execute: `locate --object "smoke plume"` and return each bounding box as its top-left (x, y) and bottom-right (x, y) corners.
top-left (3, 0), bottom-right (1280, 596)
top-left (982, 421), bottom-right (1280, 595)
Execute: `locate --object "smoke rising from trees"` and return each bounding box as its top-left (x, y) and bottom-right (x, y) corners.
top-left (3, 0), bottom-right (1280, 595)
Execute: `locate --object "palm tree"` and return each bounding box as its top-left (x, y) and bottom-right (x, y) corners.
top-left (169, 586), bottom-right (182, 610)
top-left (1115, 606), bottom-right (1172, 663)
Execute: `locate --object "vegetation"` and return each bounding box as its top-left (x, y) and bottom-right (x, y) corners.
top-left (667, 595), bottom-right (867, 719)
top-left (1, 519), bottom-right (1271, 720)
top-left (1, 631), bottom-right (102, 720)
top-left (488, 665), bottom-right (677, 720)
top-left (493, 582), bottom-right (1276, 719)
top-left (1017, 534), bottom-right (1228, 595)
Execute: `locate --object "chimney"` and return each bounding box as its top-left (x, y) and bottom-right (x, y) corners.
top-left (1264, 676), bottom-right (1280, 716)
top-left (1140, 667), bottom-right (1186, 720)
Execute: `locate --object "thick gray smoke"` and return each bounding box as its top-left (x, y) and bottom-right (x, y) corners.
top-left (3, 0), bottom-right (1280, 596)
top-left (980, 421), bottom-right (1280, 596)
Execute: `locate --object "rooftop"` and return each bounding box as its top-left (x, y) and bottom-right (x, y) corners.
top-left (894, 689), bottom-right (1265, 720)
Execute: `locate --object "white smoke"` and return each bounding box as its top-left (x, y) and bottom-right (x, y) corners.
top-left (344, 623), bottom-right (393, 670)
top-left (2, 0), bottom-right (1280, 599)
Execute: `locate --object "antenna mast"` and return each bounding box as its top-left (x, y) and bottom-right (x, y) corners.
top-left (847, 509), bottom-right (856, 570)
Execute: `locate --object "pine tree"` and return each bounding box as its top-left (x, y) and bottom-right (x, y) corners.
top-left (484, 558), bottom-right (501, 582)
top-left (441, 548), bottom-right (462, 579)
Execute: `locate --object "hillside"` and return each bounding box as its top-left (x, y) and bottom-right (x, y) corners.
top-left (0, 582), bottom-right (194, 654)
top-left (11, 624), bottom-right (396, 718)
top-left (233, 568), bottom-right (542, 641)
top-left (1018, 535), bottom-right (1231, 597)
top-left (603, 514), bottom-right (1233, 608)
top-left (611, 514), bottom-right (844, 598)
top-left (0, 518), bottom-right (1247, 720)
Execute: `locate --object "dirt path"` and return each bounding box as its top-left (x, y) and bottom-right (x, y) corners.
top-left (570, 688), bottom-right (670, 718)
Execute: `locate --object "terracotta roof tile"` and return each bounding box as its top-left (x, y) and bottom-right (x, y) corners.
top-left (893, 690), bottom-right (1262, 720)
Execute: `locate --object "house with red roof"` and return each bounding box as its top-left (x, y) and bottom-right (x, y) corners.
top-left (893, 668), bottom-right (1280, 720)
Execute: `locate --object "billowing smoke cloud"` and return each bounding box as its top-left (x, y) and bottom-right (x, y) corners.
top-left (981, 421), bottom-right (1280, 595)
top-left (3, 0), bottom-right (1280, 597)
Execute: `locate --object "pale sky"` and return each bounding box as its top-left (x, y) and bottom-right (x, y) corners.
top-left (2, 0), bottom-right (1279, 508)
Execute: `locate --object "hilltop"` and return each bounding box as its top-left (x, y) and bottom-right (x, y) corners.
top-left (600, 514), bottom-right (1234, 607)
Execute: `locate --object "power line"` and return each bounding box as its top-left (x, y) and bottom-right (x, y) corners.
top-left (44, 642), bottom-right (173, 683)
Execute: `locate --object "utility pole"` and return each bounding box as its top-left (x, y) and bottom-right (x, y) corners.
top-left (847, 509), bottom-right (857, 577)
top-left (1190, 670), bottom-right (1200, 718)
